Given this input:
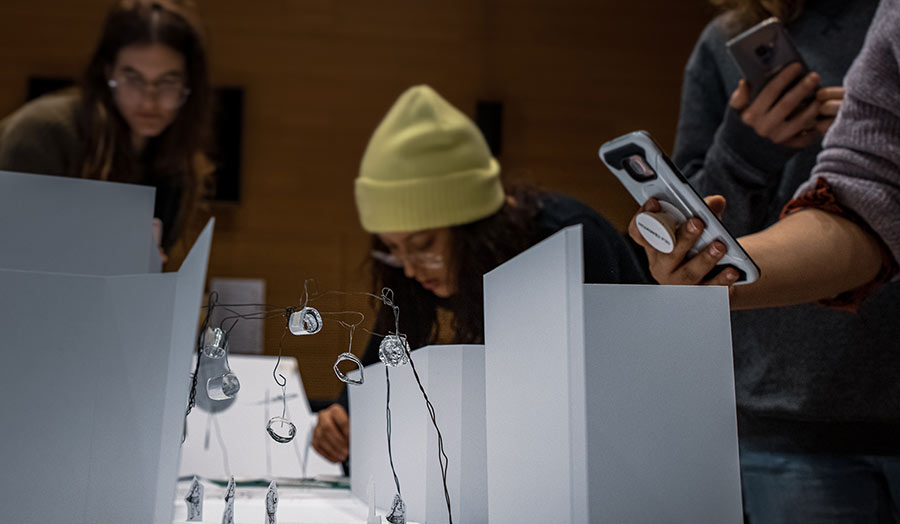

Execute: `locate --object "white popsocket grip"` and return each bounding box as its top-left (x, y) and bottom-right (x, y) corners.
top-left (635, 200), bottom-right (687, 254)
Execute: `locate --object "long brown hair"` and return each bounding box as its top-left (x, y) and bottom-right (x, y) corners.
top-left (370, 187), bottom-right (541, 349)
top-left (79, 0), bottom-right (211, 248)
top-left (711, 0), bottom-right (806, 33)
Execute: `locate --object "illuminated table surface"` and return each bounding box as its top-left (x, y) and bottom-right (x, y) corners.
top-left (171, 477), bottom-right (421, 524)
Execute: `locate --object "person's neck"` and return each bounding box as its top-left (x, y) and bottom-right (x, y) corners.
top-left (132, 133), bottom-right (147, 154)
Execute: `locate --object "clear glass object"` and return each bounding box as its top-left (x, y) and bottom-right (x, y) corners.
top-left (207, 372), bottom-right (240, 400)
top-left (202, 327), bottom-right (227, 359)
top-left (266, 416), bottom-right (297, 443)
top-left (379, 335), bottom-right (410, 367)
top-left (334, 352), bottom-right (364, 385)
top-left (289, 306), bottom-right (323, 335)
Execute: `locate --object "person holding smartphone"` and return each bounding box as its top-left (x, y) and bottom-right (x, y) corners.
top-left (311, 85), bottom-right (649, 465)
top-left (669, 0), bottom-right (900, 522)
top-left (0, 0), bottom-right (212, 259)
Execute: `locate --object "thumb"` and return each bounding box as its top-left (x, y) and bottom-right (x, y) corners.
top-left (704, 195), bottom-right (727, 220)
top-left (729, 79), bottom-right (750, 110)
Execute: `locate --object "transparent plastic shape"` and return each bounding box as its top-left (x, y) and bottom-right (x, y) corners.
top-left (202, 327), bottom-right (227, 359)
top-left (289, 306), bottom-right (322, 335)
top-left (207, 372), bottom-right (241, 400)
top-left (334, 352), bottom-right (364, 385)
top-left (379, 335), bottom-right (410, 367)
top-left (266, 416), bottom-right (297, 444)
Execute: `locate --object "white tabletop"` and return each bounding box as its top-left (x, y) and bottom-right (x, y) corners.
top-left (171, 478), bottom-right (419, 524)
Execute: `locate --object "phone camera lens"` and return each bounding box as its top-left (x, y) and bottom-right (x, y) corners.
top-left (754, 43), bottom-right (775, 64)
top-left (625, 154), bottom-right (656, 180)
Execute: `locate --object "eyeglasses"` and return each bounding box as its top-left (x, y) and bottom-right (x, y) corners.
top-left (371, 249), bottom-right (444, 269)
top-left (108, 72), bottom-right (190, 110)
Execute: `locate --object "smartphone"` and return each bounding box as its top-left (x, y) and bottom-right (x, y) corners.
top-left (599, 130), bottom-right (760, 284)
top-left (726, 17), bottom-right (809, 101)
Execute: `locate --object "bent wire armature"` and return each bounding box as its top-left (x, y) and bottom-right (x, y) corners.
top-left (267, 320), bottom-right (298, 444)
top-left (288, 306), bottom-right (322, 335)
top-left (379, 334), bottom-right (410, 367)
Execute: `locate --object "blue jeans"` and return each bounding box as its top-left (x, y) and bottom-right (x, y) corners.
top-left (741, 445), bottom-right (900, 523)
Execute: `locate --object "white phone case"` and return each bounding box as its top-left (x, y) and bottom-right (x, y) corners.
top-left (599, 130), bottom-right (760, 284)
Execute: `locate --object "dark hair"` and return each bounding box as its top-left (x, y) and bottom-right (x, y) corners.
top-left (370, 186), bottom-right (542, 348)
top-left (79, 0), bottom-right (211, 247)
top-left (711, 0), bottom-right (806, 33)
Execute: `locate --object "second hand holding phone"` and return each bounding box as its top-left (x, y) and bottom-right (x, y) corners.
top-left (599, 130), bottom-right (760, 285)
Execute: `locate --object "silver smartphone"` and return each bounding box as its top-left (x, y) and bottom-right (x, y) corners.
top-left (726, 17), bottom-right (809, 101)
top-left (599, 130), bottom-right (760, 284)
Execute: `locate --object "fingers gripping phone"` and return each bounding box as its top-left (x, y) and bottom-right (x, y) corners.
top-left (599, 130), bottom-right (760, 284)
top-left (726, 17), bottom-right (810, 101)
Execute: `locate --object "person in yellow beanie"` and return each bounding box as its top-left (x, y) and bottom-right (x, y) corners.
top-left (312, 84), bottom-right (648, 464)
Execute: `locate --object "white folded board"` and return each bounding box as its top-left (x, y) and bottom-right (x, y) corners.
top-left (483, 225), bottom-right (743, 524)
top-left (179, 354), bottom-right (342, 480)
top-left (349, 344), bottom-right (487, 524)
top-left (0, 173), bottom-right (214, 523)
top-left (0, 170), bottom-right (161, 274)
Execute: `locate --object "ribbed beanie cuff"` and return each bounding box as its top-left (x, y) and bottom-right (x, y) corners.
top-left (355, 85), bottom-right (505, 233)
top-left (356, 159), bottom-right (503, 232)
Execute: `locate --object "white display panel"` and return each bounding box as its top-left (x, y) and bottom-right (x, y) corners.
top-left (0, 173), bottom-right (213, 523)
top-left (0, 221), bottom-right (213, 523)
top-left (349, 344), bottom-right (486, 524)
top-left (0, 170), bottom-right (160, 274)
top-left (483, 226), bottom-right (742, 524)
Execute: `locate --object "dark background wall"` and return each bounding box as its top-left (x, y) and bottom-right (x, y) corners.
top-left (0, 0), bottom-right (715, 401)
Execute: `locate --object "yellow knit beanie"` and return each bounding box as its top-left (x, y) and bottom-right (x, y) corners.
top-left (355, 85), bottom-right (505, 233)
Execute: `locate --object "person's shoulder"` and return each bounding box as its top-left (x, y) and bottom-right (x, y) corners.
top-left (697, 14), bottom-right (731, 48)
top-left (684, 14), bottom-right (734, 77)
top-left (535, 192), bottom-right (616, 232)
top-left (0, 91), bottom-right (81, 141)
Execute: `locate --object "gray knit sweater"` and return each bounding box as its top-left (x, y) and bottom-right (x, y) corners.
top-left (675, 0), bottom-right (899, 453)
top-left (796, 0), bottom-right (900, 268)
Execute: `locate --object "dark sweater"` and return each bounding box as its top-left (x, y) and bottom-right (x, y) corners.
top-left (338, 192), bottom-right (648, 408)
top-left (676, 0), bottom-right (900, 454)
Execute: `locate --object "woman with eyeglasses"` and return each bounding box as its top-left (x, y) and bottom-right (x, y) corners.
top-left (311, 84), bottom-right (649, 464)
top-left (0, 0), bottom-right (211, 258)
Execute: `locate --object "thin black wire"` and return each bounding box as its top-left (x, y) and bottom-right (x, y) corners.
top-left (272, 316), bottom-right (290, 388)
top-left (385, 365), bottom-right (402, 497)
top-left (379, 286), bottom-right (453, 524)
top-left (185, 284), bottom-right (455, 524)
top-left (405, 345), bottom-right (453, 523)
top-left (185, 291), bottom-right (218, 421)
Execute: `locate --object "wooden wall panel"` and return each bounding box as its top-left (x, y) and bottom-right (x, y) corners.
top-left (0, 0), bottom-right (715, 400)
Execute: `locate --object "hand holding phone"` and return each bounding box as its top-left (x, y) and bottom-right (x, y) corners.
top-left (599, 131), bottom-right (760, 285)
top-left (726, 17), bottom-right (809, 100)
top-left (726, 18), bottom-right (822, 148)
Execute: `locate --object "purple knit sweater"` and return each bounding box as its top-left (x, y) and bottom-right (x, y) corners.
top-left (794, 0), bottom-right (900, 266)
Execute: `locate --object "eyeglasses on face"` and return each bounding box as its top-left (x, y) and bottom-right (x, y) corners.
top-left (371, 249), bottom-right (444, 269)
top-left (107, 71), bottom-right (190, 109)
